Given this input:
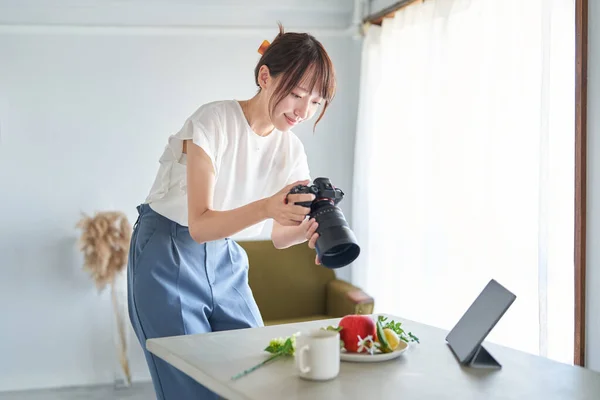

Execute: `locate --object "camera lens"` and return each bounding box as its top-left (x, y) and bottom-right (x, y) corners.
top-left (311, 201), bottom-right (360, 269)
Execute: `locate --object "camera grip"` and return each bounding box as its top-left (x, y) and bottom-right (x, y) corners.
top-left (294, 201), bottom-right (313, 208)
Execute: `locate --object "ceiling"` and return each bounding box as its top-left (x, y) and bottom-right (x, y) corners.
top-left (0, 0), bottom-right (365, 30)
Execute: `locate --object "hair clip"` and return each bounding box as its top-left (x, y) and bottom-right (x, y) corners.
top-left (257, 40), bottom-right (270, 55)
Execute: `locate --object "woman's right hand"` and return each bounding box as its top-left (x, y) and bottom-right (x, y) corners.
top-left (264, 180), bottom-right (315, 226)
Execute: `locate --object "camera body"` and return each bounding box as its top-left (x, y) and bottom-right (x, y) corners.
top-left (288, 177), bottom-right (344, 208)
top-left (288, 177), bottom-right (360, 269)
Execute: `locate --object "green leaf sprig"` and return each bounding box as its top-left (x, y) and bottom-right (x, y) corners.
top-left (378, 316), bottom-right (420, 344)
top-left (231, 334), bottom-right (298, 380)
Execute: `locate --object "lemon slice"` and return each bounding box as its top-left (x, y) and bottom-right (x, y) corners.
top-left (383, 328), bottom-right (400, 351)
top-left (376, 320), bottom-right (392, 353)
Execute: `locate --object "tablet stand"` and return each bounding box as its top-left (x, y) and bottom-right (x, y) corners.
top-left (466, 344), bottom-right (502, 369)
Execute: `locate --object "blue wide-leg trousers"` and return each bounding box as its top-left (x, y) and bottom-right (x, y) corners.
top-left (127, 203), bottom-right (264, 400)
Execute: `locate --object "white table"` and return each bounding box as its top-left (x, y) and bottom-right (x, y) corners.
top-left (147, 314), bottom-right (600, 400)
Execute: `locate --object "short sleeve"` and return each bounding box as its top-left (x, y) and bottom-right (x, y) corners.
top-left (178, 106), bottom-right (223, 175)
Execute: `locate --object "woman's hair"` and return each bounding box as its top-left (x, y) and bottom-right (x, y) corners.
top-left (254, 22), bottom-right (336, 131)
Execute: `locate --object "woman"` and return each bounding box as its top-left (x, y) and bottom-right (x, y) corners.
top-left (127, 23), bottom-right (336, 400)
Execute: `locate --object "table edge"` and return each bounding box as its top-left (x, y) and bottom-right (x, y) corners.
top-left (146, 339), bottom-right (251, 400)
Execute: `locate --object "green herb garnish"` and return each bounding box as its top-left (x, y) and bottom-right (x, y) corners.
top-left (378, 316), bottom-right (420, 344)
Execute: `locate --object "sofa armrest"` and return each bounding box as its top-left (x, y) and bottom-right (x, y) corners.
top-left (326, 279), bottom-right (375, 317)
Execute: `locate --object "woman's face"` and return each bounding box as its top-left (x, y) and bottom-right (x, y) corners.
top-left (268, 74), bottom-right (324, 132)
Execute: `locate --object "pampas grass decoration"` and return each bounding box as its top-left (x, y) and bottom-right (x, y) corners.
top-left (76, 211), bottom-right (132, 386)
top-left (76, 211), bottom-right (131, 291)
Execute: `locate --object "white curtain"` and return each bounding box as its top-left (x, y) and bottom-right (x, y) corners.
top-left (352, 0), bottom-right (574, 364)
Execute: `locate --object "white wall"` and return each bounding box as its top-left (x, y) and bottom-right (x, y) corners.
top-left (586, 0), bottom-right (600, 373)
top-left (0, 0), bottom-right (354, 29)
top-left (0, 3), bottom-right (361, 392)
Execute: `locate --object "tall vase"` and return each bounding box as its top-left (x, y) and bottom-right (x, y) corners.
top-left (111, 270), bottom-right (132, 389)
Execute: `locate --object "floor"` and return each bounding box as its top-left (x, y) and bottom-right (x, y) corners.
top-left (0, 382), bottom-right (156, 400)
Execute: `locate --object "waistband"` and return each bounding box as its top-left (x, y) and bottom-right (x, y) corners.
top-left (134, 203), bottom-right (231, 243)
top-left (134, 202), bottom-right (184, 234)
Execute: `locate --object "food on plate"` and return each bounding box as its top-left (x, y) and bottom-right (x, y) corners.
top-left (322, 314), bottom-right (419, 355)
top-left (383, 328), bottom-right (401, 351)
top-left (338, 314), bottom-right (377, 353)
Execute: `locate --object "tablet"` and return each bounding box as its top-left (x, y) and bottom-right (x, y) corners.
top-left (445, 279), bottom-right (516, 368)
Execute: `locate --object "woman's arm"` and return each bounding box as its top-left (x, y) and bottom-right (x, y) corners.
top-left (185, 140), bottom-right (310, 244)
top-left (271, 221), bottom-right (307, 249)
top-left (186, 140), bottom-right (266, 242)
top-left (272, 219), bottom-right (321, 264)
top-left (272, 217), bottom-right (319, 249)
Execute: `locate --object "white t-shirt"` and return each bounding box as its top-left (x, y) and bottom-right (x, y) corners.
top-left (144, 100), bottom-right (311, 240)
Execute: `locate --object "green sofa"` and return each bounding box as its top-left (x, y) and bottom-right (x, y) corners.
top-left (238, 240), bottom-right (375, 326)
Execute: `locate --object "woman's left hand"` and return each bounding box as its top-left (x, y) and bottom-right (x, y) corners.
top-left (271, 217), bottom-right (320, 265)
top-left (305, 218), bottom-right (321, 264)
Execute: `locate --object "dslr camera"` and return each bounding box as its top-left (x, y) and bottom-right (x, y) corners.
top-left (288, 177), bottom-right (360, 269)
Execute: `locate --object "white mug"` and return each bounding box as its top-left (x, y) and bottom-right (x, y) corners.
top-left (295, 329), bottom-right (340, 381)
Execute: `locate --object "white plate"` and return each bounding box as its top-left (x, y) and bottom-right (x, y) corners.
top-left (340, 341), bottom-right (409, 363)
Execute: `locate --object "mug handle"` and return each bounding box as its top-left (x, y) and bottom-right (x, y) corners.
top-left (298, 345), bottom-right (311, 374)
